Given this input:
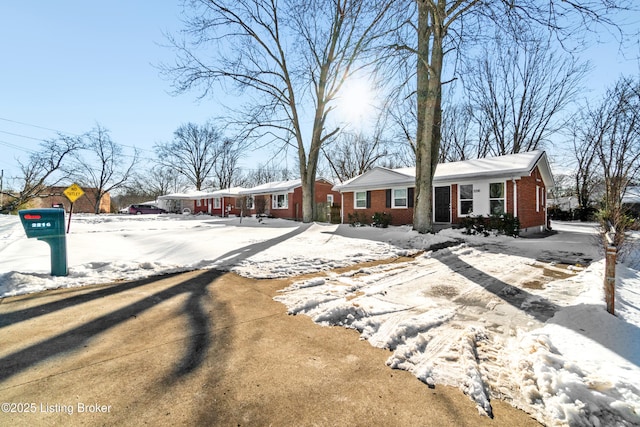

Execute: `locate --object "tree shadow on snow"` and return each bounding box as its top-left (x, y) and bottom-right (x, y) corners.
top-left (0, 223), bottom-right (310, 385)
top-left (439, 251), bottom-right (640, 368)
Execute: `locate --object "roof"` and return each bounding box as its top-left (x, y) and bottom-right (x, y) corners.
top-left (239, 178), bottom-right (334, 195)
top-left (158, 187), bottom-right (246, 200)
top-left (333, 150), bottom-right (554, 192)
top-left (239, 179), bottom-right (301, 195)
top-left (623, 186), bottom-right (640, 204)
top-left (157, 190), bottom-right (212, 201)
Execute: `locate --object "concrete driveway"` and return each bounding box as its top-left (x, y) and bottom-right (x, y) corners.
top-left (0, 267), bottom-right (542, 426)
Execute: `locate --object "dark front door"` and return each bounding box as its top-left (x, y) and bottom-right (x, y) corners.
top-left (434, 186), bottom-right (451, 223)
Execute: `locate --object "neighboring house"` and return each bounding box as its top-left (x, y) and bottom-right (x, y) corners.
top-left (34, 186), bottom-right (111, 213)
top-left (197, 187), bottom-right (247, 216)
top-left (158, 188), bottom-right (247, 216)
top-left (239, 179), bottom-right (340, 221)
top-left (333, 150), bottom-right (554, 233)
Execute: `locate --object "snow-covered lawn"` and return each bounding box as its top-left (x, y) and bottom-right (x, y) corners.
top-left (0, 213), bottom-right (638, 426)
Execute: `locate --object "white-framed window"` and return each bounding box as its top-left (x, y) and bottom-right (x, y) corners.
top-left (246, 196), bottom-right (254, 210)
top-left (196, 199), bottom-right (202, 207)
top-left (327, 194), bottom-right (334, 206)
top-left (354, 191), bottom-right (367, 209)
top-left (489, 182), bottom-right (505, 215)
top-left (459, 184), bottom-right (473, 215)
top-left (392, 188), bottom-right (407, 208)
top-left (214, 198), bottom-right (221, 209)
top-left (272, 193), bottom-right (288, 209)
top-left (536, 185), bottom-right (540, 212)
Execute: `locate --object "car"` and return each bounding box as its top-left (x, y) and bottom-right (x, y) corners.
top-left (127, 204), bottom-right (167, 215)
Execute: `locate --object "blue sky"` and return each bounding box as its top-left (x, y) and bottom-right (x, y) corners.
top-left (0, 2), bottom-right (638, 184)
top-left (0, 1), bottom-right (219, 180)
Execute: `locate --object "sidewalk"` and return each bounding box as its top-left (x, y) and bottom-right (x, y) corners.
top-left (0, 269), bottom-right (541, 426)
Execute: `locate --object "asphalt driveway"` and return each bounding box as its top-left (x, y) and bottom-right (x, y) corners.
top-left (0, 267), bottom-right (541, 426)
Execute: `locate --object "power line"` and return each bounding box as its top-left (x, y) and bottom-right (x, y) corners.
top-left (0, 129), bottom-right (49, 142)
top-left (0, 116), bottom-right (81, 137)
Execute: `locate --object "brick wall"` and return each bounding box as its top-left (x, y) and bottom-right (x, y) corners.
top-left (34, 187), bottom-right (111, 213)
top-left (340, 168), bottom-right (548, 230)
top-left (341, 189), bottom-right (414, 226)
top-left (516, 166), bottom-right (547, 230)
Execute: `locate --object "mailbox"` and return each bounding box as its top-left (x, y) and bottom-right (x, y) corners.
top-left (18, 208), bottom-right (68, 276)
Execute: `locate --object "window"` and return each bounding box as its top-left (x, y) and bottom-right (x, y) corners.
top-left (355, 191), bottom-right (367, 209)
top-left (246, 196), bottom-right (254, 210)
top-left (327, 194), bottom-right (334, 206)
top-left (392, 188), bottom-right (407, 208)
top-left (214, 198), bottom-right (221, 209)
top-left (489, 182), bottom-right (505, 215)
top-left (196, 199), bottom-right (202, 207)
top-left (459, 184), bottom-right (473, 215)
top-left (272, 193), bottom-right (288, 209)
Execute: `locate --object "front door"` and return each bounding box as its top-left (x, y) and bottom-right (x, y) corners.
top-left (434, 186), bottom-right (451, 223)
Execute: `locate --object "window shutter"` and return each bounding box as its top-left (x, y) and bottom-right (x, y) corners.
top-left (366, 191), bottom-right (371, 209)
top-left (385, 189), bottom-right (391, 208)
top-left (408, 187), bottom-right (414, 208)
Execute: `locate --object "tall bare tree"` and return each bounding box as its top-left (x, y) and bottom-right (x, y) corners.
top-left (70, 124), bottom-right (139, 214)
top-left (0, 135), bottom-right (82, 213)
top-left (163, 0), bottom-right (396, 222)
top-left (213, 138), bottom-right (244, 189)
top-left (155, 122), bottom-right (223, 191)
top-left (589, 77), bottom-right (640, 246)
top-left (388, 0), bottom-right (634, 233)
top-left (568, 113), bottom-right (601, 221)
top-left (464, 33), bottom-right (588, 157)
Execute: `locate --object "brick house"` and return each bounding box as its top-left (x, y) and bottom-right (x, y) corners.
top-left (240, 179), bottom-right (340, 221)
top-left (333, 151), bottom-right (554, 233)
top-left (158, 187), bottom-right (247, 215)
top-left (33, 186), bottom-right (111, 213)
top-left (194, 187), bottom-right (247, 216)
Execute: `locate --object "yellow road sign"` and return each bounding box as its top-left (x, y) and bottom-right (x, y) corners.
top-left (63, 183), bottom-right (85, 203)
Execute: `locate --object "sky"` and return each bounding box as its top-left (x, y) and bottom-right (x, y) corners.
top-left (0, 213), bottom-right (638, 425)
top-left (0, 2), bottom-right (638, 185)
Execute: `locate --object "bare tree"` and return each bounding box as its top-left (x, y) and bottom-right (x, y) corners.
top-left (70, 124), bottom-right (139, 214)
top-left (213, 138), bottom-right (243, 189)
top-left (155, 122), bottom-right (223, 191)
top-left (386, 0), bottom-right (634, 233)
top-left (322, 119), bottom-right (393, 182)
top-left (239, 163), bottom-right (295, 188)
top-left (0, 135), bottom-right (82, 213)
top-left (568, 114), bottom-right (602, 221)
top-left (589, 77), bottom-right (640, 246)
top-left (163, 0), bottom-right (396, 222)
top-left (463, 33), bottom-right (588, 156)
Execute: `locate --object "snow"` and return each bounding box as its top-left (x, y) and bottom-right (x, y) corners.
top-left (1, 213), bottom-right (639, 426)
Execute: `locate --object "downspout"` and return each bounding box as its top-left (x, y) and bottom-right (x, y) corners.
top-left (340, 192), bottom-right (344, 224)
top-left (512, 179), bottom-right (518, 218)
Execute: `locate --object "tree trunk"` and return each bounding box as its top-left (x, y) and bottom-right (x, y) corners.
top-left (413, 2), bottom-right (444, 234)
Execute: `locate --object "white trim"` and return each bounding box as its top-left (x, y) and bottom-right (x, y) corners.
top-left (536, 185), bottom-right (540, 212)
top-left (489, 181), bottom-right (506, 215)
top-left (512, 179), bottom-right (518, 217)
top-left (458, 183), bottom-right (474, 216)
top-left (354, 191), bottom-right (367, 209)
top-left (391, 188), bottom-right (408, 208)
top-left (272, 193), bottom-right (288, 209)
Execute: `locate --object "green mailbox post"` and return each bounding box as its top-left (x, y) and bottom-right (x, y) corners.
top-left (18, 208), bottom-right (68, 276)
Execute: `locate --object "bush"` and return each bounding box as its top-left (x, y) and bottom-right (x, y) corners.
top-left (372, 212), bottom-right (392, 228)
top-left (348, 211), bottom-right (369, 227)
top-left (460, 213), bottom-right (520, 237)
